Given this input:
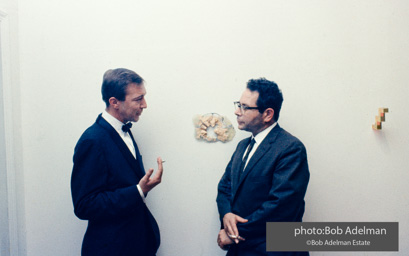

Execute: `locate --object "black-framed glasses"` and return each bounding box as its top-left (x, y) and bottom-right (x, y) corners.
top-left (234, 101), bottom-right (259, 113)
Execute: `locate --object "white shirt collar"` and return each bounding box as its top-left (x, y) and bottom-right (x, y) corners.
top-left (101, 110), bottom-right (137, 159)
top-left (101, 110), bottom-right (126, 134)
top-left (242, 122), bottom-right (278, 168)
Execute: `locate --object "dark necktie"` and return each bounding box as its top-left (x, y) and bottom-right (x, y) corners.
top-left (239, 138), bottom-right (256, 179)
top-left (122, 122), bottom-right (139, 159)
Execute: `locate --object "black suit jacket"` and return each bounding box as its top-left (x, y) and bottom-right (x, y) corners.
top-left (71, 114), bottom-right (160, 256)
top-left (217, 124), bottom-right (310, 256)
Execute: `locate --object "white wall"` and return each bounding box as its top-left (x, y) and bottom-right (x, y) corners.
top-left (15, 0), bottom-right (409, 255)
top-left (0, 0), bottom-right (25, 255)
top-left (0, 43), bottom-right (9, 255)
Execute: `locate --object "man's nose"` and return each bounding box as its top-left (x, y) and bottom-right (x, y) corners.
top-left (234, 108), bottom-right (241, 116)
top-left (141, 98), bottom-right (147, 108)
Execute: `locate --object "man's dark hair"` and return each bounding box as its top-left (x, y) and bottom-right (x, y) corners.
top-left (247, 78), bottom-right (283, 122)
top-left (101, 68), bottom-right (144, 107)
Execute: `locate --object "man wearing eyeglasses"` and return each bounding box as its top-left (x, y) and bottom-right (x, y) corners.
top-left (216, 78), bottom-right (310, 256)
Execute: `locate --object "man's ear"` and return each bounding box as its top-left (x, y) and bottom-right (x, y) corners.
top-left (108, 97), bottom-right (120, 109)
top-left (263, 108), bottom-right (275, 123)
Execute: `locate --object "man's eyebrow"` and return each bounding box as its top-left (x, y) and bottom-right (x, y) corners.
top-left (134, 95), bottom-right (144, 100)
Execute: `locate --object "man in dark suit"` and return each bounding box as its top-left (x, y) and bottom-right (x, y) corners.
top-left (216, 78), bottom-right (310, 256)
top-left (71, 68), bottom-right (163, 256)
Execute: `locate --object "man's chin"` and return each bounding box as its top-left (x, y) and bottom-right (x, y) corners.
top-left (129, 115), bottom-right (140, 123)
top-left (237, 123), bottom-right (245, 130)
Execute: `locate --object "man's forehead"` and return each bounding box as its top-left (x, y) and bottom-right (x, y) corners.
top-left (126, 83), bottom-right (146, 94)
top-left (240, 89), bottom-right (258, 104)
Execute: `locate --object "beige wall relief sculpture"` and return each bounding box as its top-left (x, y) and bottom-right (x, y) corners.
top-left (193, 113), bottom-right (235, 142)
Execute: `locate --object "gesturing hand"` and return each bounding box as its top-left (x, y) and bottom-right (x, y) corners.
top-left (139, 157), bottom-right (164, 195)
top-left (223, 212), bottom-right (248, 244)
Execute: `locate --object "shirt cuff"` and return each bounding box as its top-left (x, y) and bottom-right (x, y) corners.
top-left (136, 184), bottom-right (146, 203)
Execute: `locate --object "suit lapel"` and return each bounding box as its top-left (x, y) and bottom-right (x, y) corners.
top-left (96, 115), bottom-right (145, 179)
top-left (232, 137), bottom-right (252, 194)
top-left (131, 136), bottom-right (146, 176)
top-left (232, 125), bottom-right (281, 197)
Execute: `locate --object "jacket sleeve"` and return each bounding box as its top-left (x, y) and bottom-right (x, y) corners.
top-left (216, 156), bottom-right (234, 227)
top-left (71, 138), bottom-right (144, 221)
top-left (237, 141), bottom-right (310, 240)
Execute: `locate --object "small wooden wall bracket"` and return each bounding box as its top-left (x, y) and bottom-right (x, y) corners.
top-left (372, 108), bottom-right (389, 130)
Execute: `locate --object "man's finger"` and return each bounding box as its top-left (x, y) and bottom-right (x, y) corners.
top-left (225, 223), bottom-right (235, 238)
top-left (145, 168), bottom-right (154, 180)
top-left (140, 169), bottom-right (153, 186)
top-left (227, 234), bottom-right (240, 244)
top-left (236, 215), bottom-right (248, 223)
top-left (230, 220), bottom-right (239, 238)
top-left (157, 157), bottom-right (163, 171)
top-left (226, 227), bottom-right (239, 244)
top-left (155, 158), bottom-right (163, 180)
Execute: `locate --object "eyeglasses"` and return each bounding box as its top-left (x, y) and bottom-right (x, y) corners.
top-left (234, 101), bottom-right (259, 113)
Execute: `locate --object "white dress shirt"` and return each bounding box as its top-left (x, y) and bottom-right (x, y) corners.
top-left (242, 122), bottom-right (278, 170)
top-left (101, 111), bottom-right (146, 202)
top-left (102, 111), bottom-right (136, 158)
